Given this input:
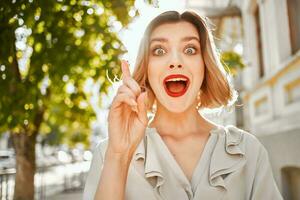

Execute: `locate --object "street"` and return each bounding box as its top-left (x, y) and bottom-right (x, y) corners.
top-left (47, 189), bottom-right (83, 200)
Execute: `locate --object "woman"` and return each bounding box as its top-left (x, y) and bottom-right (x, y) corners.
top-left (83, 10), bottom-right (283, 200)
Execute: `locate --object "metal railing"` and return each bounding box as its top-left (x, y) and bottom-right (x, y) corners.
top-left (0, 168), bottom-right (15, 200)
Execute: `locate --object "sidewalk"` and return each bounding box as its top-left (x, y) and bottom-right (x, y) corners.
top-left (47, 189), bottom-right (83, 200)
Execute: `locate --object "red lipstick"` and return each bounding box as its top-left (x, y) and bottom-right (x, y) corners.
top-left (163, 74), bottom-right (190, 97)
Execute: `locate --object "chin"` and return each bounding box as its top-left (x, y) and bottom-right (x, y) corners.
top-left (160, 100), bottom-right (191, 113)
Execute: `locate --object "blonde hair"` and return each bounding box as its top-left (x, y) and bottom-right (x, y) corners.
top-left (132, 10), bottom-right (237, 110)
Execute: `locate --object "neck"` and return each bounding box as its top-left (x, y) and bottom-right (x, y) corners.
top-left (149, 101), bottom-right (216, 139)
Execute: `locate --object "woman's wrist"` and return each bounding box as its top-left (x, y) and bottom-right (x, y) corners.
top-left (105, 145), bottom-right (135, 166)
top-left (95, 145), bottom-right (133, 200)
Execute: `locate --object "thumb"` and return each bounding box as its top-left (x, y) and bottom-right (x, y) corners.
top-left (136, 91), bottom-right (148, 125)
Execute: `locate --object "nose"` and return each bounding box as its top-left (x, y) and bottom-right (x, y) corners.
top-left (169, 64), bottom-right (183, 69)
top-left (169, 50), bottom-right (183, 69)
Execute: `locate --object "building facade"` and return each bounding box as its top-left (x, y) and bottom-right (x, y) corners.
top-left (240, 0), bottom-right (300, 199)
top-left (187, 0), bottom-right (300, 199)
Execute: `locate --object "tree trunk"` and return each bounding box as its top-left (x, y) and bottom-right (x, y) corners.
top-left (11, 132), bottom-right (37, 200)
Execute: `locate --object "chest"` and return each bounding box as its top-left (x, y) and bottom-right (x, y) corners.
top-left (161, 136), bottom-right (208, 182)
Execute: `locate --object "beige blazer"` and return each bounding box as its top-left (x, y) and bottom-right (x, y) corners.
top-left (83, 125), bottom-right (283, 200)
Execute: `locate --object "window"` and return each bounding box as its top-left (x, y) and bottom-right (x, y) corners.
top-left (287, 0), bottom-right (300, 54)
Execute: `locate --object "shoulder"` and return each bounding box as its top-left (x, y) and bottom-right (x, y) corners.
top-left (225, 125), bottom-right (262, 147)
top-left (223, 125), bottom-right (268, 161)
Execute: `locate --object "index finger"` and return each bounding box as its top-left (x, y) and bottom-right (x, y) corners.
top-left (121, 60), bottom-right (131, 80)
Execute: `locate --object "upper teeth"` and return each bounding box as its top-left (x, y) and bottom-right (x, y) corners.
top-left (166, 78), bottom-right (187, 82)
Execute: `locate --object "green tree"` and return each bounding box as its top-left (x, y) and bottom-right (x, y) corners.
top-left (220, 51), bottom-right (245, 76)
top-left (0, 0), bottom-right (137, 199)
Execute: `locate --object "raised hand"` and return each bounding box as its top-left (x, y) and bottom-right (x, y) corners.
top-left (107, 60), bottom-right (148, 156)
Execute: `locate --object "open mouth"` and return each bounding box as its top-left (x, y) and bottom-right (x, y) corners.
top-left (163, 74), bottom-right (190, 97)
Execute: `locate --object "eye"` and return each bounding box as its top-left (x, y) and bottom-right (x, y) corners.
top-left (152, 46), bottom-right (166, 56)
top-left (184, 46), bottom-right (197, 55)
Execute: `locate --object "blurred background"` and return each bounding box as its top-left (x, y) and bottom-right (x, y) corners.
top-left (0, 0), bottom-right (299, 199)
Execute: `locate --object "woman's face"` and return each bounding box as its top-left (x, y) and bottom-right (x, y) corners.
top-left (148, 21), bottom-right (205, 113)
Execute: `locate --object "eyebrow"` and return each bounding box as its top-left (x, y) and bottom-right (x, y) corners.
top-left (150, 36), bottom-right (200, 44)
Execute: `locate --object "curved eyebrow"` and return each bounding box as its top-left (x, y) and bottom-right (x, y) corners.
top-left (150, 36), bottom-right (200, 44)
